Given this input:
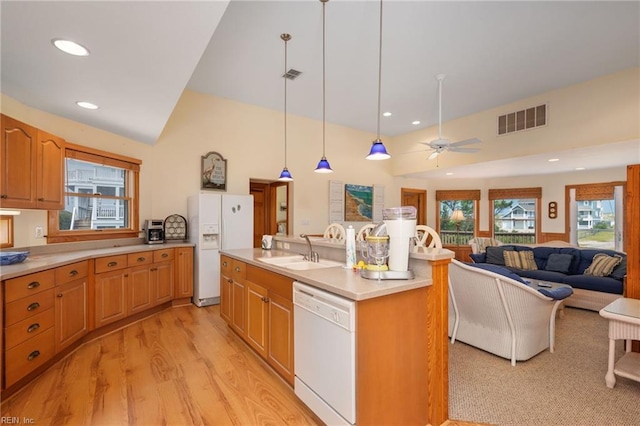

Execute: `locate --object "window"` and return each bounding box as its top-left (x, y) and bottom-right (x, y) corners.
top-left (435, 190), bottom-right (479, 245)
top-left (47, 143), bottom-right (141, 243)
top-left (489, 187), bottom-right (541, 244)
top-left (0, 215), bottom-right (15, 248)
top-left (567, 182), bottom-right (624, 251)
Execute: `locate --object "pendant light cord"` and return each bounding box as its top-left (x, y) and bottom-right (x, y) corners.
top-left (282, 34), bottom-right (290, 167)
top-left (376, 0), bottom-right (383, 140)
top-left (322, 0), bottom-right (326, 156)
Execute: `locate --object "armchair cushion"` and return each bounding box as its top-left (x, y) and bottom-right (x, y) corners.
top-left (544, 253), bottom-right (573, 274)
top-left (537, 286), bottom-right (573, 300)
top-left (469, 253), bottom-right (486, 263)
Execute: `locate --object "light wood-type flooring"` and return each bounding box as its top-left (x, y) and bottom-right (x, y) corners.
top-left (1, 304), bottom-right (486, 426)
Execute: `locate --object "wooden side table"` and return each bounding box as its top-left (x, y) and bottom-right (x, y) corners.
top-left (599, 298), bottom-right (640, 388)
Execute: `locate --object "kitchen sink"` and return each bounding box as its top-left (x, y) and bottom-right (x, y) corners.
top-left (257, 255), bottom-right (342, 270)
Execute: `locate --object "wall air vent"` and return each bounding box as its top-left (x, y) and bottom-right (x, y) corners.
top-left (283, 68), bottom-right (302, 80)
top-left (497, 103), bottom-right (547, 135)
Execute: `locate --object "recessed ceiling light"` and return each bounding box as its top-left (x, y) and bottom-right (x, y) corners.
top-left (575, 167), bottom-right (585, 171)
top-left (446, 172), bottom-right (453, 175)
top-left (412, 120), bottom-right (420, 125)
top-left (548, 158), bottom-right (560, 162)
top-left (76, 101), bottom-right (99, 110)
top-left (383, 112), bottom-right (392, 117)
top-left (52, 38), bottom-right (90, 56)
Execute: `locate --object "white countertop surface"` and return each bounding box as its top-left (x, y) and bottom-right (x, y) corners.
top-left (221, 248), bottom-right (437, 301)
top-left (0, 243), bottom-right (194, 281)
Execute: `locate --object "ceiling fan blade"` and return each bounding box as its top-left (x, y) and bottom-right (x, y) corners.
top-left (428, 151), bottom-right (440, 160)
top-left (448, 147), bottom-right (480, 153)
top-left (450, 137), bottom-right (481, 147)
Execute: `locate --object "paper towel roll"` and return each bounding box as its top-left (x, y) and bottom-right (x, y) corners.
top-left (346, 226), bottom-right (356, 268)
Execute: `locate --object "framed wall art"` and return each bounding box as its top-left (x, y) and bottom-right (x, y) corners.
top-left (201, 151), bottom-right (227, 191)
top-left (344, 184), bottom-right (373, 221)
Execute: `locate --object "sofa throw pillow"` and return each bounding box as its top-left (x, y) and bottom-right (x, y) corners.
top-left (584, 253), bottom-right (623, 277)
top-left (503, 250), bottom-right (537, 270)
top-left (609, 256), bottom-right (627, 280)
top-left (485, 246), bottom-right (508, 265)
top-left (544, 253), bottom-right (573, 274)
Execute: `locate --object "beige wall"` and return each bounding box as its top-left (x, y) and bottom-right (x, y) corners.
top-left (2, 67), bottom-right (636, 248)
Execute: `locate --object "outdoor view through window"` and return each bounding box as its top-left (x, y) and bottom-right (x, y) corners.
top-left (576, 198), bottom-right (616, 249)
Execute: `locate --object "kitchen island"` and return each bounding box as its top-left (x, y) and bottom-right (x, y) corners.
top-left (220, 244), bottom-right (454, 426)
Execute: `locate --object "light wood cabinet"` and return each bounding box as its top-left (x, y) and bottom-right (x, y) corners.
top-left (175, 247), bottom-right (194, 299)
top-left (221, 259), bottom-right (294, 385)
top-left (54, 261), bottom-right (88, 352)
top-left (0, 114), bottom-right (64, 210)
top-left (94, 268), bottom-right (128, 327)
top-left (127, 264), bottom-right (153, 315)
top-left (153, 261), bottom-right (174, 305)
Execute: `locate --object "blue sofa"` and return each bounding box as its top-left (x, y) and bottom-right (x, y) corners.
top-left (469, 245), bottom-right (626, 311)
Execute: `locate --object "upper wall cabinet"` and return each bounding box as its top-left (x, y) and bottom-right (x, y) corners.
top-left (1, 114), bottom-right (64, 210)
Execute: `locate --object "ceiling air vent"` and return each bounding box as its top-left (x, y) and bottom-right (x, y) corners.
top-left (497, 103), bottom-right (547, 135)
top-left (283, 68), bottom-right (302, 80)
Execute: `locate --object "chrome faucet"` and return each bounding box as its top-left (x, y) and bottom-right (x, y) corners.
top-left (300, 234), bottom-right (320, 262)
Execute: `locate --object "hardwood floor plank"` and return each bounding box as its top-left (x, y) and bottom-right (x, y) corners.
top-left (2, 305), bottom-right (320, 425)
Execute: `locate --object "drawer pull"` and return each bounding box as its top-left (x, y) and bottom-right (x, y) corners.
top-left (27, 350), bottom-right (41, 361)
top-left (27, 281), bottom-right (41, 289)
top-left (222, 261), bottom-right (228, 267)
top-left (137, 257), bottom-right (146, 262)
top-left (1, 194), bottom-right (7, 199)
top-left (227, 278), bottom-right (233, 284)
top-left (57, 293), bottom-right (63, 298)
top-left (69, 270), bottom-right (78, 276)
top-left (150, 268), bottom-right (157, 272)
top-left (234, 266), bottom-right (241, 272)
top-left (107, 261), bottom-right (118, 267)
top-left (38, 197), bottom-right (45, 201)
top-left (27, 323), bottom-right (40, 333)
top-left (27, 302), bottom-right (40, 311)
top-left (161, 253), bottom-right (169, 258)
top-left (262, 297), bottom-right (270, 303)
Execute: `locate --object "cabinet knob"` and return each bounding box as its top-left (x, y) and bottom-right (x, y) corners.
top-left (162, 253), bottom-right (168, 258)
top-left (227, 278), bottom-right (233, 284)
top-left (27, 302), bottom-right (40, 311)
top-left (262, 297), bottom-right (270, 303)
top-left (38, 197), bottom-right (45, 201)
top-left (69, 270), bottom-right (78, 276)
top-left (222, 261), bottom-right (228, 267)
top-left (234, 267), bottom-right (241, 272)
top-left (27, 350), bottom-right (41, 361)
top-left (27, 323), bottom-right (40, 333)
top-left (57, 293), bottom-right (63, 298)
top-left (0, 194), bottom-right (7, 199)
top-left (27, 281), bottom-right (40, 289)
top-left (107, 261), bottom-right (118, 267)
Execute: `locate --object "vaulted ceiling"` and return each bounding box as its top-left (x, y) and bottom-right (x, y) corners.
top-left (2, 1), bottom-right (638, 178)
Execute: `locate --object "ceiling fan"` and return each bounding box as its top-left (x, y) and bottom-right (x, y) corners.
top-left (422, 74), bottom-right (481, 160)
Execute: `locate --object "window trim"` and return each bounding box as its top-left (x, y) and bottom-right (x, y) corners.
top-left (47, 142), bottom-right (141, 244)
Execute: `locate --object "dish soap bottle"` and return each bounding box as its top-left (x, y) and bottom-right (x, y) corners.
top-left (346, 225), bottom-right (356, 269)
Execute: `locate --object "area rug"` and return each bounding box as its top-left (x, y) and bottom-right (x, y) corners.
top-left (449, 307), bottom-right (640, 425)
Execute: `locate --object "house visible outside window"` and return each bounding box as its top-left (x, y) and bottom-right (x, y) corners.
top-left (0, 215), bottom-right (14, 248)
top-left (567, 182), bottom-right (624, 251)
top-left (489, 187), bottom-right (541, 244)
top-left (435, 189), bottom-right (480, 246)
top-left (47, 143), bottom-right (140, 243)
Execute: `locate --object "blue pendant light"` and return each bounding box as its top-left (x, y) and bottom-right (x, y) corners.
top-left (278, 33), bottom-right (294, 181)
top-left (366, 0), bottom-right (391, 160)
top-left (315, 0), bottom-right (333, 173)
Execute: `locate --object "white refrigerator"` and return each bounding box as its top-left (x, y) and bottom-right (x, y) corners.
top-left (188, 192), bottom-right (254, 307)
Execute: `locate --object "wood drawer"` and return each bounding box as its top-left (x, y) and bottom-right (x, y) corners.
top-left (231, 259), bottom-right (246, 281)
top-left (55, 261), bottom-right (88, 285)
top-left (4, 327), bottom-right (55, 388)
top-left (95, 255), bottom-right (128, 274)
top-left (128, 251), bottom-right (153, 266)
top-left (153, 248), bottom-right (174, 263)
top-left (221, 255), bottom-right (233, 276)
top-left (4, 269), bottom-right (55, 303)
top-left (5, 308), bottom-right (55, 350)
top-left (5, 288), bottom-right (55, 326)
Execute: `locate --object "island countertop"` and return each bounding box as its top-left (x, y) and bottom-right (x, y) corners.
top-left (221, 247), bottom-right (436, 301)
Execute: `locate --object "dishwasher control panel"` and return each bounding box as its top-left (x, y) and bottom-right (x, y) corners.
top-left (293, 281), bottom-right (355, 332)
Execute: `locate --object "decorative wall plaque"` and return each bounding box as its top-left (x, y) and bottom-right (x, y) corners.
top-left (201, 151), bottom-right (227, 191)
top-left (548, 201), bottom-right (558, 219)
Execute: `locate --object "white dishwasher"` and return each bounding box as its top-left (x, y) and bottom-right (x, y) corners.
top-left (293, 281), bottom-right (356, 426)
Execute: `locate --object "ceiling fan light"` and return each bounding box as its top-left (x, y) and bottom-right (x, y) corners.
top-left (52, 38), bottom-right (90, 56)
top-left (278, 167), bottom-right (293, 181)
top-left (314, 156), bottom-right (333, 173)
top-left (366, 139), bottom-right (391, 160)
top-left (428, 151), bottom-right (439, 160)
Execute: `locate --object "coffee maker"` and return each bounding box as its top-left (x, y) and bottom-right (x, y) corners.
top-left (143, 219), bottom-right (165, 244)
top-left (360, 206), bottom-right (416, 280)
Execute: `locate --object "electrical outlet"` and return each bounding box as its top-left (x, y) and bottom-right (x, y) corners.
top-left (35, 226), bottom-right (44, 238)
top-left (283, 242), bottom-right (290, 249)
